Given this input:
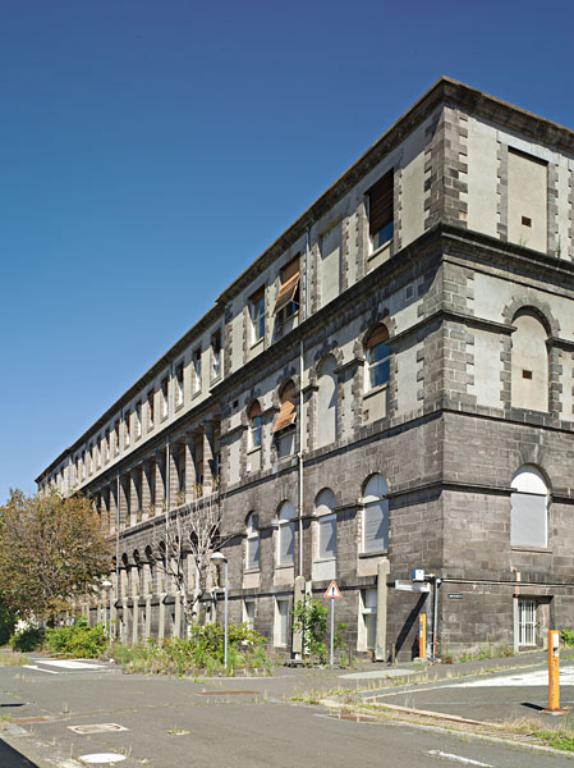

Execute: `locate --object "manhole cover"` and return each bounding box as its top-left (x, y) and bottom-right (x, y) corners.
top-left (79, 754), bottom-right (126, 765)
top-left (69, 723), bottom-right (128, 735)
top-left (198, 690), bottom-right (258, 696)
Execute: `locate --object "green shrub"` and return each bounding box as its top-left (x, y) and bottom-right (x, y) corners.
top-left (292, 598), bottom-right (347, 665)
top-left (0, 606), bottom-right (16, 646)
top-left (10, 626), bottom-right (44, 652)
top-left (111, 622), bottom-right (271, 676)
top-left (561, 629), bottom-right (574, 648)
top-left (45, 619), bottom-right (107, 658)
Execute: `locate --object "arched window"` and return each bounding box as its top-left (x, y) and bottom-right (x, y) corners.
top-left (362, 474), bottom-right (389, 553)
top-left (364, 325), bottom-right (391, 392)
top-left (317, 356), bottom-right (337, 448)
top-left (277, 501), bottom-right (295, 567)
top-left (511, 466), bottom-right (548, 549)
top-left (247, 400), bottom-right (263, 450)
top-left (511, 310), bottom-right (549, 412)
top-left (315, 489), bottom-right (337, 561)
top-left (245, 513), bottom-right (260, 570)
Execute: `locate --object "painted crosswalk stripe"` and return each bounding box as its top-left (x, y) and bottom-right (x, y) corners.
top-left (428, 750), bottom-right (493, 767)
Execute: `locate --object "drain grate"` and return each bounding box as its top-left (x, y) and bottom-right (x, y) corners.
top-left (69, 723), bottom-right (128, 735)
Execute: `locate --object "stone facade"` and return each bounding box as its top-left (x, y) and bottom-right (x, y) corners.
top-left (38, 78), bottom-right (574, 659)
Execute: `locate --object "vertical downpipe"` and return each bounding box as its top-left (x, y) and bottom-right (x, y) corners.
top-left (115, 472), bottom-right (120, 641)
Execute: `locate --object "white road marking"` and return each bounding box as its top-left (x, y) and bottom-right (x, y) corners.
top-left (23, 664), bottom-right (59, 674)
top-left (78, 754), bottom-right (126, 765)
top-left (428, 750), bottom-right (493, 767)
top-left (450, 665), bottom-right (574, 688)
top-left (33, 660), bottom-right (104, 670)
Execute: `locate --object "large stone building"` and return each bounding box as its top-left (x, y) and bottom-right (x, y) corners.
top-left (38, 78), bottom-right (574, 659)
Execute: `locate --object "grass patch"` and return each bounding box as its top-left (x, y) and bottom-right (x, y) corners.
top-left (0, 653), bottom-right (26, 667)
top-left (110, 623), bottom-right (272, 677)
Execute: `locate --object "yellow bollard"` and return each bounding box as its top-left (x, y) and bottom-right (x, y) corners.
top-left (418, 613), bottom-right (427, 660)
top-left (547, 629), bottom-right (561, 713)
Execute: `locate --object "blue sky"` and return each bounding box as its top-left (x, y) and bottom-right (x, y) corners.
top-left (1, 0), bottom-right (573, 502)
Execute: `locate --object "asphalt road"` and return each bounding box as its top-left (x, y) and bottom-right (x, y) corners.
top-left (0, 659), bottom-right (573, 767)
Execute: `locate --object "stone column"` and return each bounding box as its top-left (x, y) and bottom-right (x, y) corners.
top-left (375, 558), bottom-right (390, 662)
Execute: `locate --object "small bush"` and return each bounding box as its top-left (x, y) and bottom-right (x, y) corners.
top-left (111, 622), bottom-right (271, 676)
top-left (561, 629), bottom-right (574, 648)
top-left (45, 619), bottom-right (107, 658)
top-left (10, 626), bottom-right (44, 652)
top-left (0, 606), bottom-right (16, 646)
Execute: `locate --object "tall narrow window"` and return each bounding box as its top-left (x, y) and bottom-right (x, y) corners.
top-left (510, 310), bottom-right (549, 412)
top-left (319, 222), bottom-right (341, 307)
top-left (160, 377), bottom-right (169, 418)
top-left (248, 400), bottom-right (263, 450)
top-left (249, 288), bottom-right (266, 345)
top-left (124, 412), bottom-right (131, 447)
top-left (317, 356), bottom-right (337, 448)
top-left (175, 362), bottom-right (184, 407)
top-left (274, 256), bottom-right (300, 320)
top-left (315, 489), bottom-right (337, 561)
top-left (193, 348), bottom-right (202, 394)
top-left (211, 331), bottom-right (222, 380)
top-left (277, 501), bottom-right (295, 567)
top-left (507, 148), bottom-right (547, 253)
top-left (272, 381), bottom-right (297, 457)
top-left (114, 421), bottom-right (120, 455)
top-left (360, 588), bottom-right (378, 651)
top-left (147, 390), bottom-right (155, 430)
top-left (518, 599), bottom-right (537, 647)
top-left (362, 474), bottom-right (389, 553)
top-left (367, 171), bottom-right (394, 251)
top-left (245, 513), bottom-right (260, 571)
top-left (275, 598), bottom-right (290, 647)
top-left (365, 325), bottom-right (391, 391)
top-left (510, 466), bottom-right (548, 549)
top-left (135, 402), bottom-right (142, 438)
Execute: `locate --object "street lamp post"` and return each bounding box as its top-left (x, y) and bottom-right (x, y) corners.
top-left (210, 552), bottom-right (228, 670)
top-left (101, 579), bottom-right (113, 644)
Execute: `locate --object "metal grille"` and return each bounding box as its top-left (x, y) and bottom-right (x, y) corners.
top-left (519, 599), bottom-right (537, 647)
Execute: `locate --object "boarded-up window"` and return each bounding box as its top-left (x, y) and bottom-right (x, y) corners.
top-left (511, 311), bottom-right (548, 412)
top-left (274, 256), bottom-right (300, 316)
top-left (510, 466), bottom-right (548, 549)
top-left (317, 356), bottom-right (337, 448)
top-left (245, 513), bottom-right (260, 570)
top-left (315, 489), bottom-right (337, 560)
top-left (277, 501), bottom-right (295, 566)
top-left (362, 474), bottom-right (389, 553)
top-left (508, 149), bottom-right (547, 253)
top-left (320, 222), bottom-right (341, 307)
top-left (272, 381), bottom-right (297, 433)
top-left (368, 171), bottom-right (394, 250)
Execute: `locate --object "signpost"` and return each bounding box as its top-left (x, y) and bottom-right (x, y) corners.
top-left (323, 580), bottom-right (342, 667)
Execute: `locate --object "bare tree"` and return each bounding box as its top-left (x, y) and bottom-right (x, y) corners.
top-left (149, 488), bottom-right (232, 630)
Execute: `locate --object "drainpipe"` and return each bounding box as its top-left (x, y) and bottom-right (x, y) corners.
top-left (298, 338), bottom-right (304, 577)
top-left (115, 472), bottom-right (120, 641)
top-left (432, 577), bottom-right (441, 660)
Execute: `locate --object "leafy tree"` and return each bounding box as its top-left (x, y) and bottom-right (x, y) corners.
top-left (0, 490), bottom-right (111, 622)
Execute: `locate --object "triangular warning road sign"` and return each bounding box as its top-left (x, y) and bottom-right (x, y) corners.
top-left (323, 580), bottom-right (342, 599)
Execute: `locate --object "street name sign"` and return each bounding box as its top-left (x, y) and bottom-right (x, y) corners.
top-left (394, 580), bottom-right (430, 593)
